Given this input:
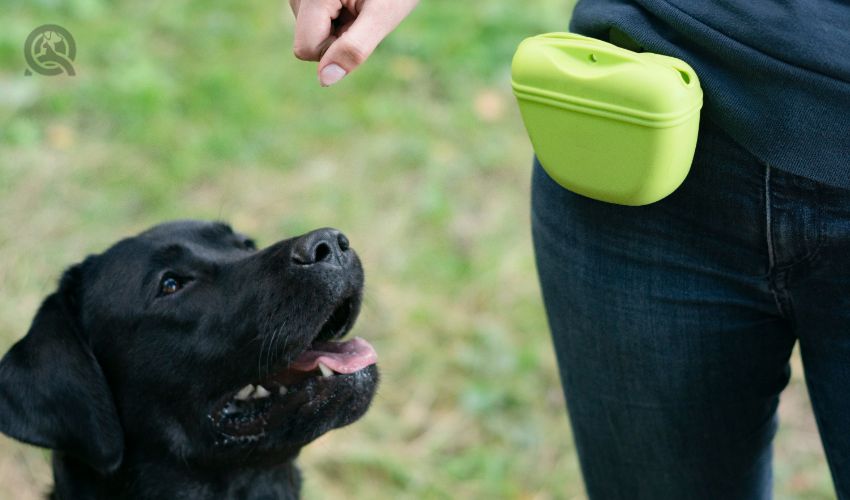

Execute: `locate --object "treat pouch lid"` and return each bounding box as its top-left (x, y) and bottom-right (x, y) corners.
top-left (512, 33), bottom-right (701, 127)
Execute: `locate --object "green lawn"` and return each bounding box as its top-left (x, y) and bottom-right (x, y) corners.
top-left (0, 1), bottom-right (833, 498)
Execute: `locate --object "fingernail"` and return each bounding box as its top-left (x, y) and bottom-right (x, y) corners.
top-left (319, 64), bottom-right (346, 87)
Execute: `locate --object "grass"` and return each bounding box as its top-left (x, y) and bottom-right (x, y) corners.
top-left (0, 0), bottom-right (834, 498)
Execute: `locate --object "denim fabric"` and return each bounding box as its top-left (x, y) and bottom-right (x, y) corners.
top-left (530, 117), bottom-right (850, 499)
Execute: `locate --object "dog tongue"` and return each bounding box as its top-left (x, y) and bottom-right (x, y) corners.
top-left (290, 337), bottom-right (377, 374)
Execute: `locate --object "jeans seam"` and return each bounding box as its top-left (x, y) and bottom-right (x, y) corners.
top-left (763, 164), bottom-right (825, 332)
top-left (764, 164), bottom-right (787, 318)
top-left (765, 165), bottom-right (826, 273)
top-left (765, 165), bottom-right (776, 272)
top-left (765, 164), bottom-right (803, 330)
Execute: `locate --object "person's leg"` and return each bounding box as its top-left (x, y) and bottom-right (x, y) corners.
top-left (531, 119), bottom-right (797, 499)
top-left (771, 170), bottom-right (850, 499)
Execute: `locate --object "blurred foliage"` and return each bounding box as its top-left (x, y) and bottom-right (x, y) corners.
top-left (0, 0), bottom-right (833, 499)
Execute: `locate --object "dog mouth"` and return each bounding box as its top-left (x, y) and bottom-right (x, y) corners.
top-left (313, 296), bottom-right (357, 344)
top-left (209, 296), bottom-right (378, 445)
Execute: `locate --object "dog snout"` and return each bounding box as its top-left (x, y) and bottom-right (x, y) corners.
top-left (291, 228), bottom-right (350, 267)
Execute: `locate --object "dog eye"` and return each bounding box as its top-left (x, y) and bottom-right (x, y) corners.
top-left (159, 275), bottom-right (183, 296)
top-left (242, 239), bottom-right (256, 250)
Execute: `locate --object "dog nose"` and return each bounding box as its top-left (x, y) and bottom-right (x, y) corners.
top-left (291, 228), bottom-right (349, 266)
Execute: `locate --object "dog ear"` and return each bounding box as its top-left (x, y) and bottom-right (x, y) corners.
top-left (0, 264), bottom-right (124, 475)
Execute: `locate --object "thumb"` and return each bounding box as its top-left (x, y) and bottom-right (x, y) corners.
top-left (317, 1), bottom-right (415, 86)
top-left (317, 23), bottom-right (381, 86)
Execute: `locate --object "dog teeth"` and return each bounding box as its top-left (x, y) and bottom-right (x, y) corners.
top-left (318, 362), bottom-right (334, 378)
top-left (253, 385), bottom-right (271, 399)
top-left (278, 386), bottom-right (288, 396)
top-left (234, 384), bottom-right (255, 401)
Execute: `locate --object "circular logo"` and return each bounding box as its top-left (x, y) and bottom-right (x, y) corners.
top-left (24, 24), bottom-right (76, 76)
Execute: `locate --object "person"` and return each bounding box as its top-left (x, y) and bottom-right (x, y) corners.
top-left (287, 1), bottom-right (850, 498)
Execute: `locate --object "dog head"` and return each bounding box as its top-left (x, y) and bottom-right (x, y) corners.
top-left (0, 220), bottom-right (379, 474)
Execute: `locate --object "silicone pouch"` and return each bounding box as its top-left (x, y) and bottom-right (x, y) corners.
top-left (512, 33), bottom-right (703, 205)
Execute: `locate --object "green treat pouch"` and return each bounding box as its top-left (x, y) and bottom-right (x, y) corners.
top-left (512, 33), bottom-right (703, 206)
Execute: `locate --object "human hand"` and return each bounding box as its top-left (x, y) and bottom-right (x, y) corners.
top-left (289, 0), bottom-right (419, 86)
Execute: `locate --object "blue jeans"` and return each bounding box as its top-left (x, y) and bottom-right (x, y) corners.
top-left (531, 118), bottom-right (850, 499)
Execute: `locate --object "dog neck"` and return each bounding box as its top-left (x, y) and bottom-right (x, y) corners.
top-left (50, 451), bottom-right (303, 500)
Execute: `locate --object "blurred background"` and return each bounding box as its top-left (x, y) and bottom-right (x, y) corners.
top-left (0, 0), bottom-right (834, 498)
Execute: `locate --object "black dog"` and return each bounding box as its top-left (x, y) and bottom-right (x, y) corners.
top-left (0, 220), bottom-right (379, 499)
